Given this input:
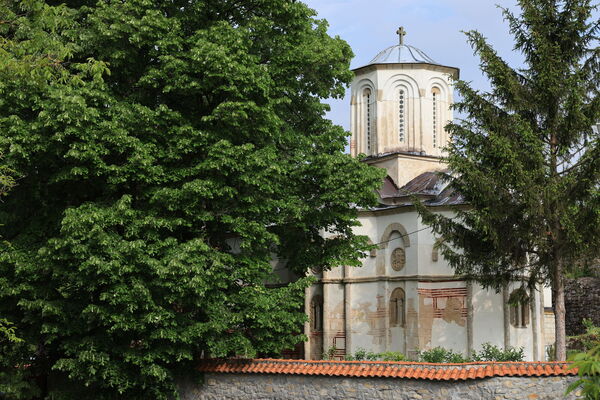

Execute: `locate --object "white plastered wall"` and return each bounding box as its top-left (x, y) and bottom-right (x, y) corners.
top-left (350, 64), bottom-right (455, 158)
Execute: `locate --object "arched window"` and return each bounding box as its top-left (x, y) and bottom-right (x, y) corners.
top-left (362, 88), bottom-right (373, 154)
top-left (398, 89), bottom-right (406, 142)
top-left (390, 288), bottom-right (405, 327)
top-left (432, 87), bottom-right (440, 148)
top-left (509, 290), bottom-right (530, 328)
top-left (310, 295), bottom-right (323, 331)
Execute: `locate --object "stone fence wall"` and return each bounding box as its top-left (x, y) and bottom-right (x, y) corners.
top-left (565, 276), bottom-right (600, 335)
top-left (182, 373), bottom-right (578, 400)
top-left (181, 359), bottom-right (581, 400)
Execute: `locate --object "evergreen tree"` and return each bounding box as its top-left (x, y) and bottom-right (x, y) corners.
top-left (418, 0), bottom-right (600, 361)
top-left (0, 0), bottom-right (384, 398)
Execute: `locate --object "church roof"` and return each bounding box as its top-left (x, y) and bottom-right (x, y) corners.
top-left (354, 26), bottom-right (458, 74)
top-left (369, 44), bottom-right (438, 65)
top-left (377, 171), bottom-right (465, 207)
top-left (357, 26), bottom-right (445, 68)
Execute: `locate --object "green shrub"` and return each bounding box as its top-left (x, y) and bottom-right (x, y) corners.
top-left (322, 346), bottom-right (337, 360)
top-left (583, 319), bottom-right (600, 336)
top-left (343, 349), bottom-right (405, 362)
top-left (417, 347), bottom-right (467, 363)
top-left (566, 345), bottom-right (600, 400)
top-left (377, 351), bottom-right (405, 362)
top-left (471, 342), bottom-right (524, 362)
top-left (353, 347), bottom-right (367, 361)
top-left (568, 319), bottom-right (600, 353)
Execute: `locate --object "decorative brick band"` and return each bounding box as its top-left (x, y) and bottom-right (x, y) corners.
top-left (197, 359), bottom-right (577, 381)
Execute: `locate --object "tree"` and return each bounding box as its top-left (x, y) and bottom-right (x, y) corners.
top-left (418, 0), bottom-right (600, 361)
top-left (0, 163), bottom-right (13, 198)
top-left (0, 0), bottom-right (384, 398)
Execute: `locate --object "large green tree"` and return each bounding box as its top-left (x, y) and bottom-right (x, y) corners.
top-left (419, 0), bottom-right (600, 361)
top-left (0, 0), bottom-right (383, 398)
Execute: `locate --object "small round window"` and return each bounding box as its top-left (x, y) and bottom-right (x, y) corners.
top-left (391, 248), bottom-right (406, 271)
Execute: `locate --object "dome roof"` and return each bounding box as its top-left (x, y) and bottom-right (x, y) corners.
top-left (369, 44), bottom-right (438, 65)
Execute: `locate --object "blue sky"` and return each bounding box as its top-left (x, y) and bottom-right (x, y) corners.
top-left (301, 0), bottom-right (524, 131)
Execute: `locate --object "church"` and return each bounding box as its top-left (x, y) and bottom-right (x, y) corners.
top-left (300, 28), bottom-right (553, 362)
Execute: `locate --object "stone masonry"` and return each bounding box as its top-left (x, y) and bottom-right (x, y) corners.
top-left (565, 277), bottom-right (600, 335)
top-left (180, 373), bottom-right (580, 400)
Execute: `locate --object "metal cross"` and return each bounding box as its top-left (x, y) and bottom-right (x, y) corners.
top-left (396, 26), bottom-right (407, 45)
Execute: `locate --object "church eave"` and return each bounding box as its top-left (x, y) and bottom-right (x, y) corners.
top-left (364, 151), bottom-right (443, 163)
top-left (352, 62), bottom-right (460, 79)
top-left (357, 201), bottom-right (468, 216)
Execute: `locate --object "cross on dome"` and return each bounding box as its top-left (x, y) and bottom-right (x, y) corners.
top-left (366, 26), bottom-right (439, 65)
top-left (396, 26), bottom-right (407, 45)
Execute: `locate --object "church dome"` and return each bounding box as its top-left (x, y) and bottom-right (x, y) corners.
top-left (369, 44), bottom-right (438, 65)
top-left (361, 26), bottom-right (440, 67)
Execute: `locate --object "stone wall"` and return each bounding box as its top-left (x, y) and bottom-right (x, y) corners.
top-left (565, 277), bottom-right (600, 335)
top-left (180, 373), bottom-right (579, 400)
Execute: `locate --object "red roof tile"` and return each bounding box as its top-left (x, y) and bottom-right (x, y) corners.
top-left (197, 359), bottom-right (578, 381)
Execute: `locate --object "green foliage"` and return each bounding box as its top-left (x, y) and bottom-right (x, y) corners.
top-left (417, 347), bottom-right (467, 363)
top-left (568, 319), bottom-right (600, 353)
top-left (0, 0), bottom-right (384, 398)
top-left (0, 319), bottom-right (39, 400)
top-left (343, 348), bottom-right (405, 362)
top-left (471, 342), bottom-right (524, 362)
top-left (566, 345), bottom-right (600, 400)
top-left (352, 347), bottom-right (367, 361)
top-left (0, 164), bottom-right (14, 197)
top-left (583, 319), bottom-right (600, 336)
top-left (377, 351), bottom-right (406, 362)
top-left (416, 0), bottom-right (600, 360)
top-left (322, 346), bottom-right (338, 360)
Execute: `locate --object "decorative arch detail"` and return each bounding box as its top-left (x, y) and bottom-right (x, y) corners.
top-left (427, 76), bottom-right (450, 99)
top-left (382, 74), bottom-right (420, 100)
top-left (310, 295), bottom-right (323, 332)
top-left (379, 223), bottom-right (411, 249)
top-left (390, 287), bottom-right (406, 327)
top-left (509, 289), bottom-right (530, 328)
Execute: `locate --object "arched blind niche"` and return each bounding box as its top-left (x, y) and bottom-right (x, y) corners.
top-left (363, 88), bottom-right (373, 154)
top-left (398, 88), bottom-right (406, 143)
top-left (431, 87), bottom-right (441, 148)
top-left (390, 288), bottom-right (406, 327)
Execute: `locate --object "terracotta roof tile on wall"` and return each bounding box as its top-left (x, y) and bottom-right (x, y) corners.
top-left (197, 359), bottom-right (577, 381)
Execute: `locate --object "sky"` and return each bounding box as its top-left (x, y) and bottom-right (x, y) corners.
top-left (301, 0), bottom-right (525, 132)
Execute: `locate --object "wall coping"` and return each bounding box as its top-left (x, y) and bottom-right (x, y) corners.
top-left (198, 359), bottom-right (577, 381)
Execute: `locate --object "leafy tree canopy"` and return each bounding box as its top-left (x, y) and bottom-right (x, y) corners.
top-left (0, 0), bottom-right (384, 398)
top-left (419, 0), bottom-right (600, 361)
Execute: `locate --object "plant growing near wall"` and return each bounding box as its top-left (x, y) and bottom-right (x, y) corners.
top-left (566, 345), bottom-right (600, 400)
top-left (343, 349), bottom-right (405, 362)
top-left (377, 351), bottom-right (406, 362)
top-left (471, 343), bottom-right (524, 362)
top-left (417, 347), bottom-right (467, 363)
top-left (322, 346), bottom-right (338, 360)
top-left (567, 319), bottom-right (600, 354)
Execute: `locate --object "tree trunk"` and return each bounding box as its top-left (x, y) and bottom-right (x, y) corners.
top-left (553, 260), bottom-right (567, 361)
